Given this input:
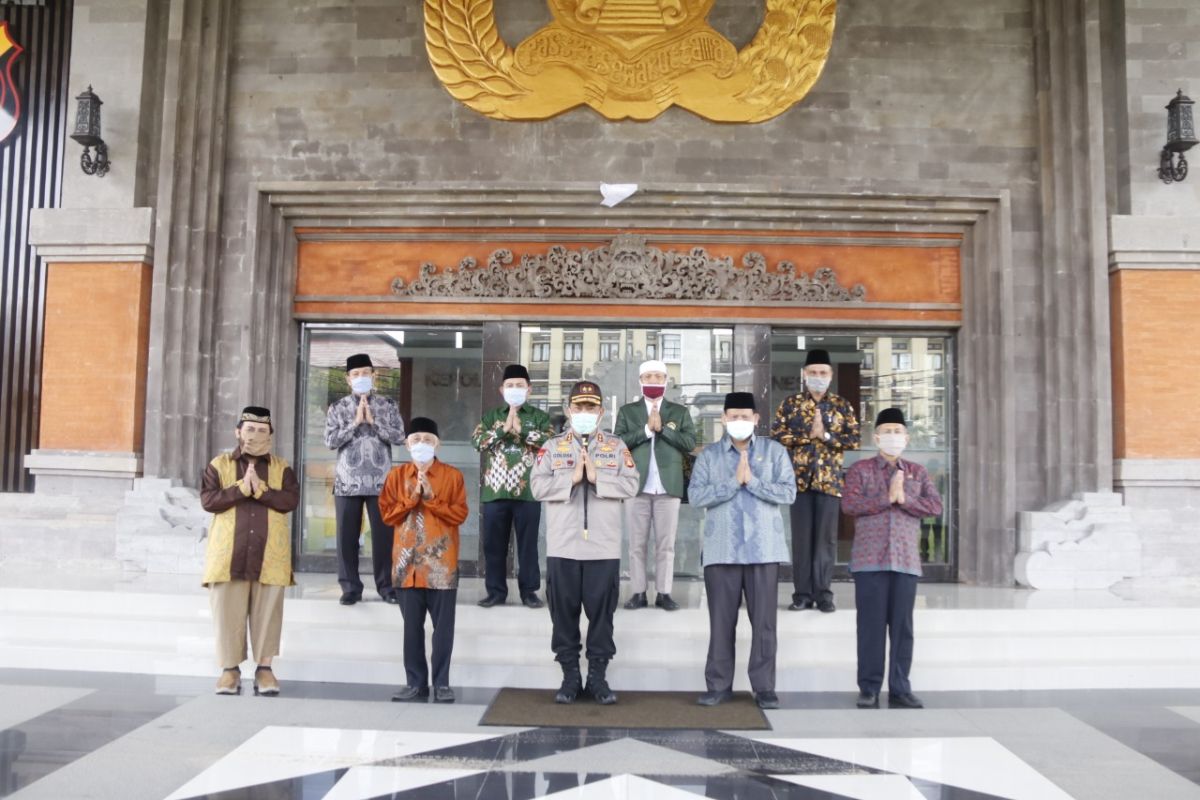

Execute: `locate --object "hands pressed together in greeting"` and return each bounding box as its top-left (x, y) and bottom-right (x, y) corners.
top-left (888, 468), bottom-right (906, 505)
top-left (409, 463), bottom-right (434, 501)
top-left (572, 447), bottom-right (598, 485)
top-left (810, 410), bottom-right (825, 441)
top-left (354, 394), bottom-right (374, 426)
top-left (647, 400), bottom-right (663, 434)
top-left (242, 460), bottom-right (264, 494)
top-left (502, 404), bottom-right (523, 436)
top-left (736, 449), bottom-right (753, 486)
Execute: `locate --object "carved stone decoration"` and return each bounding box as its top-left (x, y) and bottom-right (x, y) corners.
top-left (391, 235), bottom-right (867, 303)
top-left (424, 0), bottom-right (838, 122)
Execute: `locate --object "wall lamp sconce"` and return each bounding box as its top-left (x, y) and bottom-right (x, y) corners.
top-left (69, 85), bottom-right (109, 177)
top-left (1159, 89), bottom-right (1196, 184)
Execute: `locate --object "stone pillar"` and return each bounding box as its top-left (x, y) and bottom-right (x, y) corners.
top-left (1032, 0), bottom-right (1115, 502)
top-left (25, 209), bottom-right (155, 494)
top-left (142, 0), bottom-right (235, 488)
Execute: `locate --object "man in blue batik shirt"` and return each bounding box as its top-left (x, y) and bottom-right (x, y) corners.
top-left (688, 391), bottom-right (797, 710)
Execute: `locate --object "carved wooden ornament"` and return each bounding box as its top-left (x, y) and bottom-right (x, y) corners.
top-left (391, 235), bottom-right (866, 303)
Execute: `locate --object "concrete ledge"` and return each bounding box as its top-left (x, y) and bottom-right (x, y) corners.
top-left (1115, 458), bottom-right (1200, 488)
top-left (1109, 214), bottom-right (1200, 272)
top-left (25, 450), bottom-right (144, 497)
top-left (1109, 215), bottom-right (1200, 252)
top-left (28, 207), bottom-right (154, 263)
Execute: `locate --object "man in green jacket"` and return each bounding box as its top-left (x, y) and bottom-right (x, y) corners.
top-left (472, 364), bottom-right (554, 609)
top-left (614, 359), bottom-right (697, 611)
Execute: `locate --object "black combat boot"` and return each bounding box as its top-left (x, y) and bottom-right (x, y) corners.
top-left (554, 660), bottom-right (582, 704)
top-left (585, 659), bottom-right (617, 705)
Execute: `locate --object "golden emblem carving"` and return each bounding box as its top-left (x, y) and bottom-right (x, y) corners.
top-left (424, 0), bottom-right (837, 122)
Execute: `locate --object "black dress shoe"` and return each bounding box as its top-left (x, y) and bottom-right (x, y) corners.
top-left (381, 593), bottom-right (399, 604)
top-left (623, 592), bottom-right (648, 610)
top-left (888, 692), bottom-right (924, 709)
top-left (391, 685), bottom-right (429, 702)
top-left (339, 592), bottom-right (361, 606)
top-left (655, 593), bottom-right (680, 611)
top-left (787, 599), bottom-right (815, 611)
top-left (816, 600), bottom-right (836, 613)
top-left (697, 689), bottom-right (733, 706)
top-left (476, 595), bottom-right (505, 608)
top-left (433, 686), bottom-right (455, 703)
top-left (754, 690), bottom-right (780, 710)
top-left (856, 691), bottom-right (880, 709)
top-left (521, 595), bottom-right (545, 609)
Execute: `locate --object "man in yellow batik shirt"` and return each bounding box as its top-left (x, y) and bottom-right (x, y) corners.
top-left (200, 406), bottom-right (300, 697)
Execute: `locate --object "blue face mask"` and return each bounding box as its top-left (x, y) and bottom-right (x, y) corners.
top-left (351, 375), bottom-right (373, 395)
top-left (571, 412), bottom-right (599, 436)
top-left (805, 375), bottom-right (831, 394)
top-left (409, 442), bottom-right (436, 464)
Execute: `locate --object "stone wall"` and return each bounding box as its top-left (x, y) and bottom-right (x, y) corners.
top-left (211, 0), bottom-right (1043, 505)
top-left (52, 0), bottom-right (1200, 585)
top-left (1119, 0), bottom-right (1200, 217)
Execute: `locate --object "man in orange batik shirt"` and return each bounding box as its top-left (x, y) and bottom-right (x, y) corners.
top-left (379, 416), bottom-right (469, 704)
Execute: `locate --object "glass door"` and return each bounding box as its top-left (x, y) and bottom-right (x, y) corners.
top-left (770, 331), bottom-right (956, 581)
top-left (296, 324), bottom-right (484, 573)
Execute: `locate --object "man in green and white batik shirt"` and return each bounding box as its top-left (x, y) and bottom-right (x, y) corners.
top-left (472, 364), bottom-right (554, 609)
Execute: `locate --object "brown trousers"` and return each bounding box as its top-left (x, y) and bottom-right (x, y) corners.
top-left (209, 579), bottom-right (285, 668)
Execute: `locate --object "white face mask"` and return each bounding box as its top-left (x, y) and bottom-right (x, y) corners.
top-left (408, 442), bottom-right (436, 464)
top-left (351, 375), bottom-right (373, 395)
top-left (877, 433), bottom-right (907, 457)
top-left (805, 375), bottom-right (832, 394)
top-left (503, 387), bottom-right (528, 406)
top-left (571, 412), bottom-right (599, 436)
top-left (725, 419), bottom-right (755, 441)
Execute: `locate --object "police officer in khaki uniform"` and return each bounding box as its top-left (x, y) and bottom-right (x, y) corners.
top-left (531, 380), bottom-right (640, 705)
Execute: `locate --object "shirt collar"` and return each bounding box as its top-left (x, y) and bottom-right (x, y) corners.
top-left (874, 453), bottom-right (904, 471)
top-left (232, 446), bottom-right (271, 462)
top-left (722, 433), bottom-right (756, 452)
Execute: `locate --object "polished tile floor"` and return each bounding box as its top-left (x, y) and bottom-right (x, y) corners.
top-left (2, 668), bottom-right (1199, 799)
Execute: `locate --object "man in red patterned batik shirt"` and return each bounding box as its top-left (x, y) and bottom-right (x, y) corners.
top-left (841, 407), bottom-right (942, 711)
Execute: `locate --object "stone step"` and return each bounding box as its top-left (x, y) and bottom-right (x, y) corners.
top-left (2, 587), bottom-right (1200, 692)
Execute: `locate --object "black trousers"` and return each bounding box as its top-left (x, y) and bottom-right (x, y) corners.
top-left (703, 563), bottom-right (779, 693)
top-left (789, 490), bottom-right (841, 604)
top-left (398, 587), bottom-right (457, 688)
top-left (334, 494), bottom-right (393, 598)
top-left (854, 570), bottom-right (918, 695)
top-left (545, 557), bottom-right (619, 664)
top-left (481, 499), bottom-right (542, 601)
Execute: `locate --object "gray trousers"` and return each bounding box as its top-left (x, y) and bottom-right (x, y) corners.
top-left (624, 493), bottom-right (681, 594)
top-left (703, 562), bottom-right (779, 693)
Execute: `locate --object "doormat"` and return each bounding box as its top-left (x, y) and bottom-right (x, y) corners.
top-left (480, 688), bottom-right (770, 730)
